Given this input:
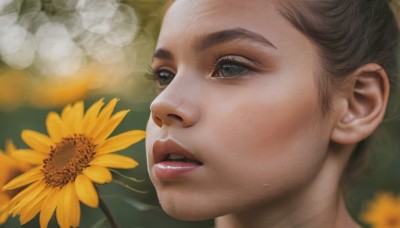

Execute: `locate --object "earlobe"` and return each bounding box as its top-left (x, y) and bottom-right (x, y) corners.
top-left (331, 64), bottom-right (390, 145)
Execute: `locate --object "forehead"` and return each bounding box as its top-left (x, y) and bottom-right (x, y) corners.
top-left (162, 0), bottom-right (275, 36)
top-left (167, 0), bottom-right (273, 22)
top-left (158, 0), bottom-right (311, 54)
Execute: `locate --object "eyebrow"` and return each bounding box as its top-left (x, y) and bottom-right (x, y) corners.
top-left (153, 48), bottom-right (174, 61)
top-left (152, 27), bottom-right (276, 61)
top-left (195, 27), bottom-right (277, 51)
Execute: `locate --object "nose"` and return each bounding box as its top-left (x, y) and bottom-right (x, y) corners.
top-left (150, 86), bottom-right (200, 128)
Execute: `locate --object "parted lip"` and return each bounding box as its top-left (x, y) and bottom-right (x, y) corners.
top-left (152, 139), bottom-right (202, 164)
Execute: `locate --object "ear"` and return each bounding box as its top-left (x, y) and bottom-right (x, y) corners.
top-left (331, 63), bottom-right (390, 144)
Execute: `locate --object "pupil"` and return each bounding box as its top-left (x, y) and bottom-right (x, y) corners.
top-left (159, 71), bottom-right (173, 86)
top-left (221, 63), bottom-right (247, 77)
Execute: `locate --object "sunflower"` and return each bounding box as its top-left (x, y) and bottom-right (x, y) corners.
top-left (2, 98), bottom-right (146, 228)
top-left (0, 140), bottom-right (31, 224)
top-left (360, 192), bottom-right (400, 228)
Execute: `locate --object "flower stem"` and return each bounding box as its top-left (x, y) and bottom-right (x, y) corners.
top-left (99, 197), bottom-right (119, 228)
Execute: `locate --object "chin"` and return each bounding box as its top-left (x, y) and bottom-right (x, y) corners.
top-left (157, 193), bottom-right (224, 221)
top-left (161, 205), bottom-right (217, 221)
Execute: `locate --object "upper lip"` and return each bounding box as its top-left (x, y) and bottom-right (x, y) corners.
top-left (153, 139), bottom-right (202, 164)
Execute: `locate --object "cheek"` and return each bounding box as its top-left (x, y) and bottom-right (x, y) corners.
top-left (203, 86), bottom-right (330, 190)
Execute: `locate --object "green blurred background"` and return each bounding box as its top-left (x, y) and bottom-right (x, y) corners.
top-left (0, 0), bottom-right (399, 227)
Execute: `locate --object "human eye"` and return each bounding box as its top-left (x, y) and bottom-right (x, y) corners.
top-left (211, 55), bottom-right (253, 79)
top-left (147, 66), bottom-right (175, 90)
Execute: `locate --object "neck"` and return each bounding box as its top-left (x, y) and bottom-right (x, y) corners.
top-left (215, 194), bottom-right (359, 228)
top-left (215, 145), bottom-right (360, 228)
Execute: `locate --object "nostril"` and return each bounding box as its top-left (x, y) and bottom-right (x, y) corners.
top-left (152, 114), bottom-right (184, 127)
top-left (153, 115), bottom-right (163, 127)
top-left (167, 114), bottom-right (183, 122)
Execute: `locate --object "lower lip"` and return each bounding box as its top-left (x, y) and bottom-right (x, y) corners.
top-left (154, 161), bottom-right (201, 180)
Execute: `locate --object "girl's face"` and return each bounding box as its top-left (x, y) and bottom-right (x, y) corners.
top-left (146, 0), bottom-right (337, 220)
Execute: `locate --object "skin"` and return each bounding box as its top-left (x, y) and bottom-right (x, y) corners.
top-left (145, 0), bottom-right (389, 227)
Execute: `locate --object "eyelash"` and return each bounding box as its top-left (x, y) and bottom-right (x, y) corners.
top-left (210, 55), bottom-right (253, 79)
top-left (145, 65), bottom-right (175, 91)
top-left (148, 55), bottom-right (255, 90)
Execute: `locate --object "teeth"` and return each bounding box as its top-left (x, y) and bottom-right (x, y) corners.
top-left (168, 153), bottom-right (185, 160)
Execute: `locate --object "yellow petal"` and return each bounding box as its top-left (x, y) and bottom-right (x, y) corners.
top-left (95, 130), bottom-right (146, 155)
top-left (0, 152), bottom-right (13, 166)
top-left (21, 130), bottom-right (52, 154)
top-left (70, 184), bottom-right (81, 227)
top-left (5, 139), bottom-right (16, 155)
top-left (61, 105), bottom-right (73, 136)
top-left (91, 154), bottom-right (138, 169)
top-left (75, 175), bottom-right (99, 208)
top-left (19, 186), bottom-right (51, 225)
top-left (56, 187), bottom-right (69, 228)
top-left (0, 197), bottom-right (10, 219)
top-left (0, 195), bottom-right (9, 210)
top-left (93, 110), bottom-right (130, 145)
top-left (0, 210), bottom-right (8, 224)
top-left (40, 189), bottom-right (59, 228)
top-left (61, 104), bottom-right (72, 121)
top-left (6, 181), bottom-right (41, 214)
top-left (12, 149), bottom-right (46, 165)
top-left (20, 202), bottom-right (41, 224)
top-left (83, 165), bottom-right (112, 184)
top-left (60, 183), bottom-right (74, 227)
top-left (89, 98), bottom-right (119, 137)
top-left (82, 98), bottom-right (104, 135)
top-left (46, 112), bottom-right (63, 142)
top-left (67, 101), bottom-right (84, 133)
top-left (3, 167), bottom-right (42, 190)
top-left (11, 182), bottom-right (45, 217)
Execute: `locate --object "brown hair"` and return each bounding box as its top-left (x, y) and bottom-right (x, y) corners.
top-left (276, 0), bottom-right (399, 178)
top-left (276, 0), bottom-right (399, 112)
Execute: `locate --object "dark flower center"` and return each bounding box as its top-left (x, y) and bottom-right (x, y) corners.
top-left (42, 134), bottom-right (95, 188)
